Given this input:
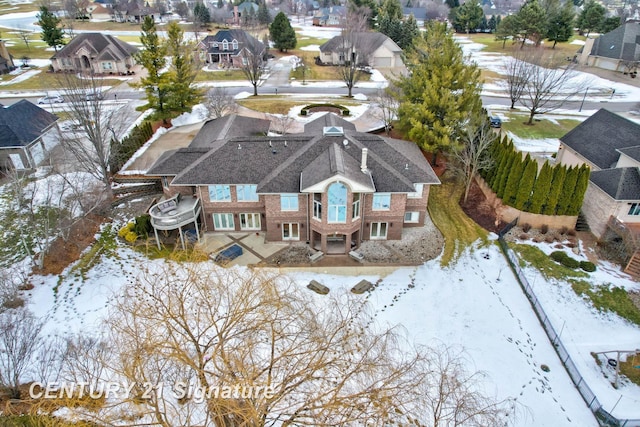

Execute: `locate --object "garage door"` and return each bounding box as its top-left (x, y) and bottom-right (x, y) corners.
top-left (373, 57), bottom-right (392, 67)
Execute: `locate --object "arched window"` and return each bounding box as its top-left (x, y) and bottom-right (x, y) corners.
top-left (328, 182), bottom-right (347, 223)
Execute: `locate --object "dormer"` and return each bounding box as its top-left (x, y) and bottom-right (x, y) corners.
top-left (222, 40), bottom-right (229, 51)
top-left (232, 39), bottom-right (238, 50)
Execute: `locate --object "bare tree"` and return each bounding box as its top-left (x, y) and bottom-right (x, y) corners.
top-left (51, 264), bottom-right (515, 426)
top-left (371, 85), bottom-right (400, 135)
top-left (56, 73), bottom-right (130, 199)
top-left (0, 270), bottom-right (25, 313)
top-left (0, 308), bottom-right (46, 398)
top-left (501, 48), bottom-right (529, 110)
top-left (451, 115), bottom-right (497, 204)
top-left (517, 50), bottom-right (589, 125)
top-left (239, 36), bottom-right (266, 96)
top-left (336, 8), bottom-right (374, 98)
top-left (205, 87), bottom-right (238, 119)
top-left (17, 27), bottom-right (32, 51)
top-left (269, 113), bottom-right (295, 135)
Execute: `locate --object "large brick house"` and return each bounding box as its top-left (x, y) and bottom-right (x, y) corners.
top-left (197, 30), bottom-right (264, 68)
top-left (50, 33), bottom-right (137, 75)
top-left (146, 114), bottom-right (439, 254)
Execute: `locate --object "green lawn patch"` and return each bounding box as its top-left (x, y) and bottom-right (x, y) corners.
top-left (502, 114), bottom-right (581, 139)
top-left (571, 280), bottom-right (640, 326)
top-left (466, 33), bottom-right (584, 59)
top-left (195, 68), bottom-right (247, 82)
top-left (428, 172), bottom-right (487, 266)
top-left (294, 36), bottom-right (326, 49)
top-left (0, 69), bottom-right (124, 90)
top-left (509, 243), bottom-right (588, 280)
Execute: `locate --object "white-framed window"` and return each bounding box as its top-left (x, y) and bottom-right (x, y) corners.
top-left (282, 223), bottom-right (299, 240)
top-left (232, 40), bottom-right (238, 50)
top-left (352, 193), bottom-right (360, 219)
top-left (372, 193), bottom-right (391, 210)
top-left (213, 213), bottom-right (234, 230)
top-left (370, 222), bottom-right (388, 239)
top-left (237, 185), bottom-right (258, 201)
top-left (629, 203), bottom-right (640, 216)
top-left (222, 40), bottom-right (229, 51)
top-left (208, 185), bottom-right (231, 201)
top-left (212, 42), bottom-right (218, 48)
top-left (408, 183), bottom-right (424, 198)
top-left (313, 193), bottom-right (322, 220)
top-left (280, 194), bottom-right (299, 211)
top-left (328, 182), bottom-right (347, 223)
top-left (242, 56), bottom-right (248, 66)
top-left (239, 213), bottom-right (261, 230)
top-left (101, 62), bottom-right (113, 70)
top-left (404, 211), bottom-right (419, 223)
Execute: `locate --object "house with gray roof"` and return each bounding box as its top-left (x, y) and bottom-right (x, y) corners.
top-left (0, 100), bottom-right (58, 172)
top-left (198, 30), bottom-right (264, 68)
top-left (557, 109), bottom-right (640, 245)
top-left (319, 32), bottom-right (404, 69)
top-left (50, 33), bottom-right (138, 75)
top-left (312, 6), bottom-right (345, 26)
top-left (146, 113), bottom-right (439, 254)
top-left (578, 22), bottom-right (640, 73)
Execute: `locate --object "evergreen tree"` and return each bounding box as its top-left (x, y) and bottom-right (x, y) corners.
top-left (600, 16), bottom-right (621, 33)
top-left (193, 2), bottom-right (211, 26)
top-left (567, 164), bottom-right (590, 215)
top-left (495, 14), bottom-right (519, 48)
top-left (445, 0), bottom-right (459, 8)
top-left (546, 0), bottom-right (575, 48)
top-left (514, 154), bottom-right (537, 210)
top-left (395, 21), bottom-right (482, 165)
top-left (380, 0), bottom-right (403, 20)
top-left (379, 14), bottom-right (403, 45)
top-left (503, 153), bottom-right (525, 205)
top-left (257, 1), bottom-right (271, 25)
top-left (529, 161), bottom-right (553, 214)
top-left (451, 0), bottom-right (483, 33)
top-left (516, 0), bottom-right (547, 46)
top-left (488, 15), bottom-right (497, 33)
top-left (136, 16), bottom-right (170, 122)
top-left (37, 6), bottom-right (65, 52)
top-left (496, 149), bottom-right (517, 198)
top-left (543, 165), bottom-right (566, 215)
top-left (269, 12), bottom-right (297, 52)
top-left (556, 165), bottom-right (579, 215)
top-left (398, 14), bottom-right (420, 50)
top-left (349, 0), bottom-right (379, 28)
top-left (577, 0), bottom-right (605, 36)
top-left (165, 21), bottom-right (202, 116)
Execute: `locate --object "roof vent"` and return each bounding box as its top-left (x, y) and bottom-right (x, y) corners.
top-left (269, 140), bottom-right (272, 147)
top-left (238, 144), bottom-right (242, 150)
top-left (343, 139), bottom-right (348, 146)
top-left (405, 163), bottom-right (409, 170)
top-left (272, 149), bottom-right (277, 155)
top-left (284, 140), bottom-right (287, 147)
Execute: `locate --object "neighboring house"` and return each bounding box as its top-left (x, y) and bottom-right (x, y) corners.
top-left (198, 30), bottom-right (264, 67)
top-left (402, 7), bottom-right (427, 23)
top-left (577, 22), bottom-right (640, 73)
top-left (556, 109), bottom-right (640, 272)
top-left (319, 32), bottom-right (404, 68)
top-left (312, 6), bottom-right (345, 26)
top-left (87, 3), bottom-right (113, 20)
top-left (228, 1), bottom-right (258, 25)
top-left (0, 100), bottom-right (58, 172)
top-left (50, 33), bottom-right (138, 75)
top-left (0, 40), bottom-right (15, 74)
top-left (146, 113), bottom-right (440, 254)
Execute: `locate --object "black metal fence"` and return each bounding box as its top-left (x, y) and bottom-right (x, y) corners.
top-left (497, 237), bottom-right (640, 427)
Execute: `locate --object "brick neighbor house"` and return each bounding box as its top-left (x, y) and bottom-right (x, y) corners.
top-left (556, 108), bottom-right (640, 274)
top-left (197, 30), bottom-right (265, 68)
top-left (146, 113), bottom-right (440, 254)
top-left (50, 33), bottom-right (138, 75)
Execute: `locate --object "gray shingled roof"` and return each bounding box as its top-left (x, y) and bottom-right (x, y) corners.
top-left (199, 30), bottom-right (264, 57)
top-left (146, 147), bottom-right (211, 176)
top-left (0, 100), bottom-right (58, 148)
top-left (189, 115), bottom-right (271, 147)
top-left (560, 109), bottom-right (640, 169)
top-left (51, 33), bottom-right (138, 60)
top-left (589, 23), bottom-right (640, 61)
top-left (590, 167), bottom-right (640, 201)
top-left (170, 114), bottom-right (440, 193)
top-left (617, 145), bottom-right (640, 163)
top-left (319, 32), bottom-right (400, 54)
top-left (303, 113), bottom-right (356, 134)
top-left (300, 143), bottom-right (375, 191)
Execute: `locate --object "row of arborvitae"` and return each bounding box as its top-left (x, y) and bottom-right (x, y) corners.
top-left (108, 121), bottom-right (154, 173)
top-left (480, 137), bottom-right (590, 216)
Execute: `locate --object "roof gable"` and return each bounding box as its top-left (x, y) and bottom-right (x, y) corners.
top-left (0, 100), bottom-right (58, 148)
top-left (319, 32), bottom-right (398, 54)
top-left (300, 143), bottom-right (375, 192)
top-left (590, 167), bottom-right (640, 201)
top-left (52, 33), bottom-right (137, 60)
top-left (560, 109), bottom-right (640, 169)
top-left (590, 23), bottom-right (640, 60)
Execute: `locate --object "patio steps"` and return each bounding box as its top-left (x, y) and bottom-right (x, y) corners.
top-left (624, 250), bottom-right (640, 279)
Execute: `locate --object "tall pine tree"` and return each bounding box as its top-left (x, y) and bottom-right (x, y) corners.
top-left (567, 164), bottom-right (590, 215)
top-left (37, 6), bottom-right (65, 52)
top-left (529, 161), bottom-right (553, 214)
top-left (495, 146), bottom-right (517, 198)
top-left (395, 21), bottom-right (482, 165)
top-left (556, 165), bottom-right (579, 215)
top-left (136, 16), bottom-right (170, 122)
top-left (269, 12), bottom-right (297, 52)
top-left (503, 153), bottom-right (525, 206)
top-left (165, 21), bottom-right (202, 116)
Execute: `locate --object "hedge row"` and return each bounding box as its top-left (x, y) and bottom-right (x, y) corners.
top-left (550, 251), bottom-right (596, 272)
top-left (480, 137), bottom-right (590, 216)
top-left (108, 121), bottom-right (154, 173)
top-left (300, 103), bottom-right (350, 116)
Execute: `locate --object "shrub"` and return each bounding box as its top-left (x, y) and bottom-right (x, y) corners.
top-left (580, 261), bottom-right (596, 272)
top-left (521, 223), bottom-right (532, 232)
top-left (550, 251), bottom-right (567, 263)
top-left (560, 226), bottom-right (569, 235)
top-left (567, 229), bottom-right (577, 237)
top-left (118, 222), bottom-right (134, 238)
top-left (519, 233), bottom-right (529, 240)
top-left (134, 214), bottom-right (152, 237)
top-left (540, 224), bottom-right (549, 234)
top-left (124, 231), bottom-right (138, 243)
top-left (561, 256), bottom-right (580, 269)
top-left (545, 235), bottom-right (555, 244)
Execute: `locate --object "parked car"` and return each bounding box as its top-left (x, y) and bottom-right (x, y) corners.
top-left (490, 116), bottom-right (502, 128)
top-left (85, 90), bottom-right (104, 101)
top-left (37, 95), bottom-right (64, 104)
